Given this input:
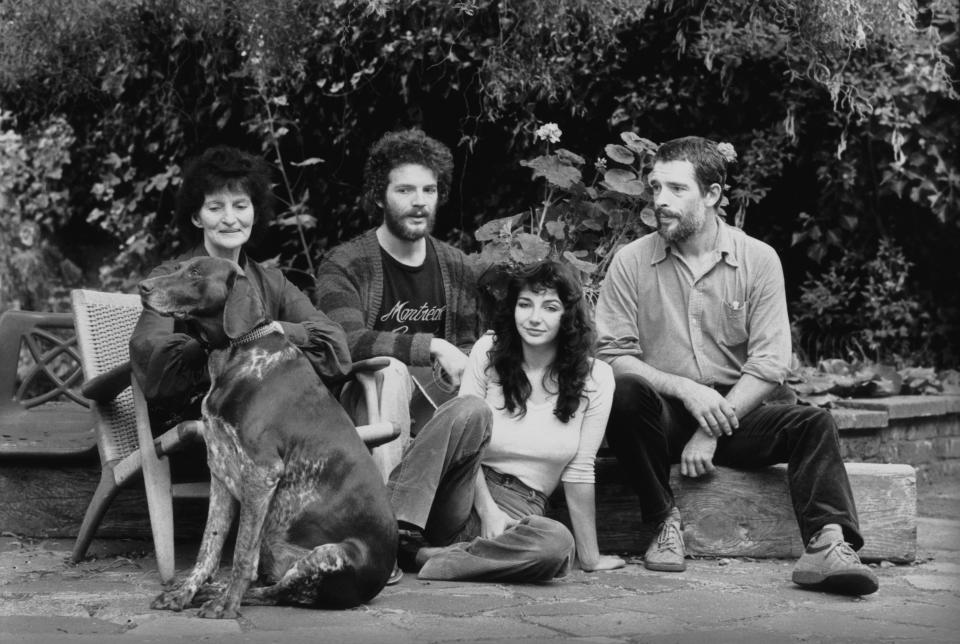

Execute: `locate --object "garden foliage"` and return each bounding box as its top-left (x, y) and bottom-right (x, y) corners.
top-left (0, 0), bottom-right (957, 366)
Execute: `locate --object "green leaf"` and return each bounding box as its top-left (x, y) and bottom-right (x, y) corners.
top-left (475, 213), bottom-right (526, 241)
top-left (511, 233), bottom-right (550, 263)
top-left (580, 217), bottom-right (603, 231)
top-left (640, 207), bottom-right (657, 228)
top-left (277, 213), bottom-right (317, 228)
top-left (562, 251), bottom-right (598, 274)
top-left (555, 148), bottom-right (585, 165)
top-left (291, 157), bottom-right (324, 167)
top-left (605, 144), bottom-right (635, 165)
top-left (807, 242), bottom-right (827, 264)
top-left (603, 168), bottom-right (645, 196)
top-left (520, 155), bottom-right (582, 188)
top-left (620, 132), bottom-right (657, 154)
top-left (479, 241), bottom-right (512, 264)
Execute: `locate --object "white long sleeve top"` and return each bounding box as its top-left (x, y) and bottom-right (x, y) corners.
top-left (458, 333), bottom-right (614, 496)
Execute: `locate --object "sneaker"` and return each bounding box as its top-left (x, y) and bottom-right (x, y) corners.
top-left (644, 507), bottom-right (686, 572)
top-left (386, 562), bottom-right (403, 585)
top-left (792, 534), bottom-right (879, 596)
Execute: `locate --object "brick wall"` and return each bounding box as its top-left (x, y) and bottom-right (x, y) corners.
top-left (834, 396), bottom-right (960, 485)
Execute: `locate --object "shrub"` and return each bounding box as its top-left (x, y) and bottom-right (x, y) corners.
top-left (792, 238), bottom-right (927, 365)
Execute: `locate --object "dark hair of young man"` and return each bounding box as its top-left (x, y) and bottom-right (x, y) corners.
top-left (360, 128), bottom-right (454, 217)
top-left (653, 136), bottom-right (727, 197)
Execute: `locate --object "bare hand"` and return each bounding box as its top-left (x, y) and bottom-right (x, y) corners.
top-left (579, 554), bottom-right (626, 572)
top-left (430, 338), bottom-right (469, 387)
top-left (677, 380), bottom-right (739, 438)
top-left (680, 430), bottom-right (718, 478)
top-left (479, 506), bottom-right (518, 539)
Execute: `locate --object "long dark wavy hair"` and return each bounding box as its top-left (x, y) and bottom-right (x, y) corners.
top-left (486, 260), bottom-right (595, 423)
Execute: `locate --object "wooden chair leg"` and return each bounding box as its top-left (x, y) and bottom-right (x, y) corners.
top-left (142, 454), bottom-right (176, 583)
top-left (71, 467), bottom-right (122, 563)
top-left (362, 362), bottom-right (412, 482)
top-left (132, 378), bottom-right (177, 584)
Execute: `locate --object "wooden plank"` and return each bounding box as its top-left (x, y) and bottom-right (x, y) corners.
top-left (555, 462), bottom-right (916, 563)
top-left (674, 463), bottom-right (916, 563)
top-left (0, 462), bottom-right (207, 540)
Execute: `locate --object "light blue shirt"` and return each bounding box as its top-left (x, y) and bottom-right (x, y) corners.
top-left (595, 218), bottom-right (791, 387)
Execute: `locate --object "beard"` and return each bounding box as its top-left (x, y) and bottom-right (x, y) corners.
top-left (656, 207), bottom-right (706, 243)
top-left (383, 202), bottom-right (436, 241)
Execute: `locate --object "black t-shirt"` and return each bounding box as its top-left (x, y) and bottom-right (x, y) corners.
top-left (374, 241), bottom-right (447, 336)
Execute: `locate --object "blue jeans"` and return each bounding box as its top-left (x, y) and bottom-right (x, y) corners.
top-left (605, 372), bottom-right (864, 549)
top-left (387, 395), bottom-right (575, 582)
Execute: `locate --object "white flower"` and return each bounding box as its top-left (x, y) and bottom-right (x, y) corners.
top-left (534, 122), bottom-right (562, 144)
top-left (717, 142), bottom-right (737, 163)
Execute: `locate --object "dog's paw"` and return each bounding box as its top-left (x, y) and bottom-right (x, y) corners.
top-left (151, 587), bottom-right (195, 612)
top-left (190, 581), bottom-right (226, 606)
top-left (197, 597), bottom-right (240, 620)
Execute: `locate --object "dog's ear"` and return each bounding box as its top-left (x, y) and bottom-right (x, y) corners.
top-left (222, 267), bottom-right (269, 339)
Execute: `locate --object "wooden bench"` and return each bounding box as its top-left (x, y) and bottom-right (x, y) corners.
top-left (0, 310), bottom-right (94, 457)
top-left (550, 459), bottom-right (917, 563)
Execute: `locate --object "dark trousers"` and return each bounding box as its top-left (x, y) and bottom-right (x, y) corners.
top-left (605, 372), bottom-right (864, 550)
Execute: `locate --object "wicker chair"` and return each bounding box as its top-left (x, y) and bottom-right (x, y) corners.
top-left (69, 289), bottom-right (397, 583)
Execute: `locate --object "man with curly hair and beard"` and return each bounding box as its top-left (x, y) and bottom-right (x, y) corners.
top-left (316, 128), bottom-right (479, 482)
top-left (595, 135), bottom-right (879, 596)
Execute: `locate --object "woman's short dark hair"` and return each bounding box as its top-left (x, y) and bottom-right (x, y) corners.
top-left (654, 136), bottom-right (726, 197)
top-left (360, 128), bottom-right (453, 216)
top-left (486, 260), bottom-right (594, 423)
top-left (174, 146), bottom-right (274, 246)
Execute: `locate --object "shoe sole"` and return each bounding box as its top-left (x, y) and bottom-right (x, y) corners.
top-left (386, 566), bottom-right (403, 586)
top-left (644, 560), bottom-right (687, 572)
top-left (792, 569), bottom-right (879, 595)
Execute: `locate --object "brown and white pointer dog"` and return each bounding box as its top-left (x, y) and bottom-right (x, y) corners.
top-left (140, 256), bottom-right (397, 618)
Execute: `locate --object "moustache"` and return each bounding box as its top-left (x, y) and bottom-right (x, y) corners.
top-left (655, 208), bottom-right (680, 221)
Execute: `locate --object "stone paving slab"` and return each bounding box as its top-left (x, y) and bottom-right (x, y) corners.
top-left (0, 482), bottom-right (957, 644)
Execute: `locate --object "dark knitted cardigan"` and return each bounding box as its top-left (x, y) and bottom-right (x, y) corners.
top-left (315, 229), bottom-right (479, 365)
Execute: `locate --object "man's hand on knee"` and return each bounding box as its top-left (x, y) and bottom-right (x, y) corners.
top-left (680, 430), bottom-right (717, 477)
top-left (676, 380), bottom-right (738, 438)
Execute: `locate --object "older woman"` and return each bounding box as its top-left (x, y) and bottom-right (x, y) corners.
top-left (130, 146), bottom-right (350, 432)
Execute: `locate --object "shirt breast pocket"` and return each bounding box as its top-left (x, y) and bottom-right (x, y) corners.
top-left (719, 300), bottom-right (748, 347)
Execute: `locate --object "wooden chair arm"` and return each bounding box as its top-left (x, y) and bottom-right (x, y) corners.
top-left (349, 357), bottom-right (391, 375)
top-left (356, 421), bottom-right (400, 448)
top-left (80, 361), bottom-right (132, 402)
top-left (153, 420), bottom-right (203, 458)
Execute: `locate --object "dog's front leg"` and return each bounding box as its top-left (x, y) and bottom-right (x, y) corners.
top-left (151, 476), bottom-right (236, 612)
top-left (197, 465), bottom-right (279, 619)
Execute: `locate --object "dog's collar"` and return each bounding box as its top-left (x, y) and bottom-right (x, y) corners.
top-left (230, 321), bottom-right (284, 347)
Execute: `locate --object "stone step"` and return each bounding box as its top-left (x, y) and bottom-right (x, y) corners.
top-left (562, 461), bottom-right (916, 563)
top-left (0, 459), bottom-right (208, 542)
top-left (0, 458), bottom-right (922, 564)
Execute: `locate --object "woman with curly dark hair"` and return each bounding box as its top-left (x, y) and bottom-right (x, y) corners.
top-left (388, 259), bottom-right (624, 581)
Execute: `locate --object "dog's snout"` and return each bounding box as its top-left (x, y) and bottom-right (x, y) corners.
top-left (139, 281), bottom-right (153, 295)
